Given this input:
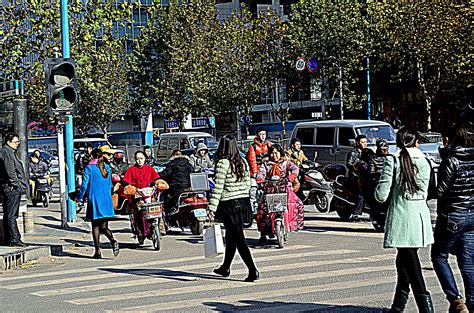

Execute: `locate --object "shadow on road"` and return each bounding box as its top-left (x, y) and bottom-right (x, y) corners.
top-left (303, 226), bottom-right (381, 234)
top-left (203, 299), bottom-right (388, 312)
top-left (99, 267), bottom-right (240, 282)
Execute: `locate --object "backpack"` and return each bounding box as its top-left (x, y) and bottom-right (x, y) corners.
top-left (425, 158), bottom-right (437, 200)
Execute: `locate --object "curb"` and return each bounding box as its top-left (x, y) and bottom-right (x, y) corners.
top-left (0, 245), bottom-right (50, 271)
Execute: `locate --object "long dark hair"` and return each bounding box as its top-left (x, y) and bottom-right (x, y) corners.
top-left (216, 135), bottom-right (246, 181)
top-left (442, 124), bottom-right (472, 148)
top-left (396, 126), bottom-right (421, 194)
top-left (91, 148), bottom-right (108, 178)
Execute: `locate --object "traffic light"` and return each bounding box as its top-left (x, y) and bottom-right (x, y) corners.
top-left (44, 58), bottom-right (78, 115)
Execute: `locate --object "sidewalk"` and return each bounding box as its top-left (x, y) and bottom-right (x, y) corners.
top-left (0, 201), bottom-right (91, 271)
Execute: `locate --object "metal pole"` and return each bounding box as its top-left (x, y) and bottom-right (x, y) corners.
top-left (57, 125), bottom-right (68, 228)
top-left (13, 99), bottom-right (28, 176)
top-left (13, 99), bottom-right (29, 214)
top-left (339, 65), bottom-right (344, 120)
top-left (366, 57), bottom-right (371, 120)
top-left (60, 0), bottom-right (76, 222)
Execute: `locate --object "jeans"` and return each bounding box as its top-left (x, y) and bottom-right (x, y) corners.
top-left (431, 209), bottom-right (474, 306)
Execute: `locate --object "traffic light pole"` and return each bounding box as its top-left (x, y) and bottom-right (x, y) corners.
top-left (60, 0), bottom-right (76, 222)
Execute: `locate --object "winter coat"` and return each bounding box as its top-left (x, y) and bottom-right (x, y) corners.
top-left (159, 156), bottom-right (193, 193)
top-left (122, 163), bottom-right (159, 189)
top-left (29, 160), bottom-right (49, 178)
top-left (208, 159), bottom-right (251, 212)
top-left (256, 158), bottom-right (299, 184)
top-left (375, 148), bottom-right (434, 248)
top-left (436, 144), bottom-right (474, 214)
top-left (77, 163), bottom-right (115, 221)
top-left (0, 145), bottom-right (27, 194)
top-left (368, 153), bottom-right (386, 183)
top-left (346, 147), bottom-right (363, 178)
top-left (190, 143), bottom-right (214, 172)
top-left (286, 148), bottom-right (308, 167)
top-left (246, 137), bottom-right (272, 177)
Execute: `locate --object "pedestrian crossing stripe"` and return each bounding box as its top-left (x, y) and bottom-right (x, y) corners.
top-left (32, 249), bottom-right (360, 297)
top-left (0, 244), bottom-right (314, 283)
top-left (6, 248), bottom-right (363, 290)
top-left (67, 264), bottom-right (395, 306)
top-left (107, 272), bottom-right (444, 312)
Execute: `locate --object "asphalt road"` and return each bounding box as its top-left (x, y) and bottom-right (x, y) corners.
top-left (0, 201), bottom-right (458, 313)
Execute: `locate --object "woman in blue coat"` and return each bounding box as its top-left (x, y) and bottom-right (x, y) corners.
top-left (77, 148), bottom-right (119, 259)
top-left (375, 127), bottom-right (434, 312)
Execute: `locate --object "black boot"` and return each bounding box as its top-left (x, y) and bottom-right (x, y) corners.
top-left (390, 288), bottom-right (410, 312)
top-left (414, 293), bottom-right (434, 313)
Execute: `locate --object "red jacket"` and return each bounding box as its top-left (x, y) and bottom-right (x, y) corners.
top-left (246, 137), bottom-right (272, 177)
top-left (123, 164), bottom-right (159, 189)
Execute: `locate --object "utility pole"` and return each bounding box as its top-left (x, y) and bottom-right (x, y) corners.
top-left (339, 64), bottom-right (344, 120)
top-left (13, 99), bottom-right (29, 215)
top-left (60, 0), bottom-right (76, 223)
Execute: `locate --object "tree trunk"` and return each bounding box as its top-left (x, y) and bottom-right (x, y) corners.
top-left (416, 59), bottom-right (432, 131)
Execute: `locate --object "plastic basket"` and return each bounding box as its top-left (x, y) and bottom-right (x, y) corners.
top-left (265, 193), bottom-right (287, 213)
top-left (138, 202), bottom-right (162, 219)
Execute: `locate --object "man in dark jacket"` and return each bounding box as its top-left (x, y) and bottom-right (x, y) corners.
top-left (0, 132), bottom-right (28, 246)
top-left (144, 145), bottom-right (156, 167)
top-left (160, 150), bottom-right (193, 214)
top-left (345, 134), bottom-right (368, 218)
top-left (431, 125), bottom-right (473, 313)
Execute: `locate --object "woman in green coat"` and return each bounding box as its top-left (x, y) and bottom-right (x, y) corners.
top-left (375, 127), bottom-right (434, 313)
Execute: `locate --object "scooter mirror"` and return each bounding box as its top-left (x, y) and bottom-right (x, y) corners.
top-left (313, 152), bottom-right (318, 161)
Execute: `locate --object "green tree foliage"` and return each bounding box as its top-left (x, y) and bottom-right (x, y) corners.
top-left (129, 3), bottom-right (287, 125)
top-left (286, 0), bottom-right (368, 112)
top-left (368, 1), bottom-right (472, 130)
top-left (1, 0), bottom-right (132, 130)
top-left (128, 5), bottom-right (170, 116)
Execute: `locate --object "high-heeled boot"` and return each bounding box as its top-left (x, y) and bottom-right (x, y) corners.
top-left (390, 288), bottom-right (410, 312)
top-left (414, 292), bottom-right (435, 313)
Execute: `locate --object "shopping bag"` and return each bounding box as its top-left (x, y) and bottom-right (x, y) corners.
top-left (203, 224), bottom-right (224, 258)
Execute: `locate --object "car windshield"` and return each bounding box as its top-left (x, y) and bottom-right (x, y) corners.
top-left (190, 137), bottom-right (218, 148)
top-left (355, 126), bottom-right (396, 144)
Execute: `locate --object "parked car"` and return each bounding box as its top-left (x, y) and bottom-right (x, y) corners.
top-left (155, 132), bottom-right (218, 164)
top-left (418, 132), bottom-right (442, 165)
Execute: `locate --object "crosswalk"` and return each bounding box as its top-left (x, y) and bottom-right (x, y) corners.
top-left (1, 237), bottom-right (456, 313)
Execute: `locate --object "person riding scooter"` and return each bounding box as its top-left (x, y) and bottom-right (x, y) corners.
top-left (256, 144), bottom-right (304, 245)
top-left (29, 153), bottom-right (52, 201)
top-left (190, 143), bottom-right (214, 172)
top-left (286, 138), bottom-right (309, 201)
top-left (122, 150), bottom-right (161, 244)
top-left (159, 150), bottom-right (193, 215)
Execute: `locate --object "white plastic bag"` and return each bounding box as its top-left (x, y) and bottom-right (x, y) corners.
top-left (203, 224), bottom-right (224, 258)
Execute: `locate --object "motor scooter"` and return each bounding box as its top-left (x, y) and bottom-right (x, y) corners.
top-left (30, 173), bottom-right (53, 207)
top-left (301, 161), bottom-right (334, 213)
top-left (258, 176), bottom-right (295, 249)
top-left (164, 173), bottom-right (209, 236)
top-left (111, 174), bottom-right (129, 215)
top-left (330, 174), bottom-right (386, 231)
top-left (129, 186), bottom-right (165, 250)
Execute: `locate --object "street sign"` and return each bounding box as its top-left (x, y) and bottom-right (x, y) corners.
top-left (208, 116), bottom-right (216, 128)
top-left (307, 57), bottom-right (319, 73)
top-left (0, 80), bottom-right (24, 99)
top-left (295, 57), bottom-right (306, 72)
